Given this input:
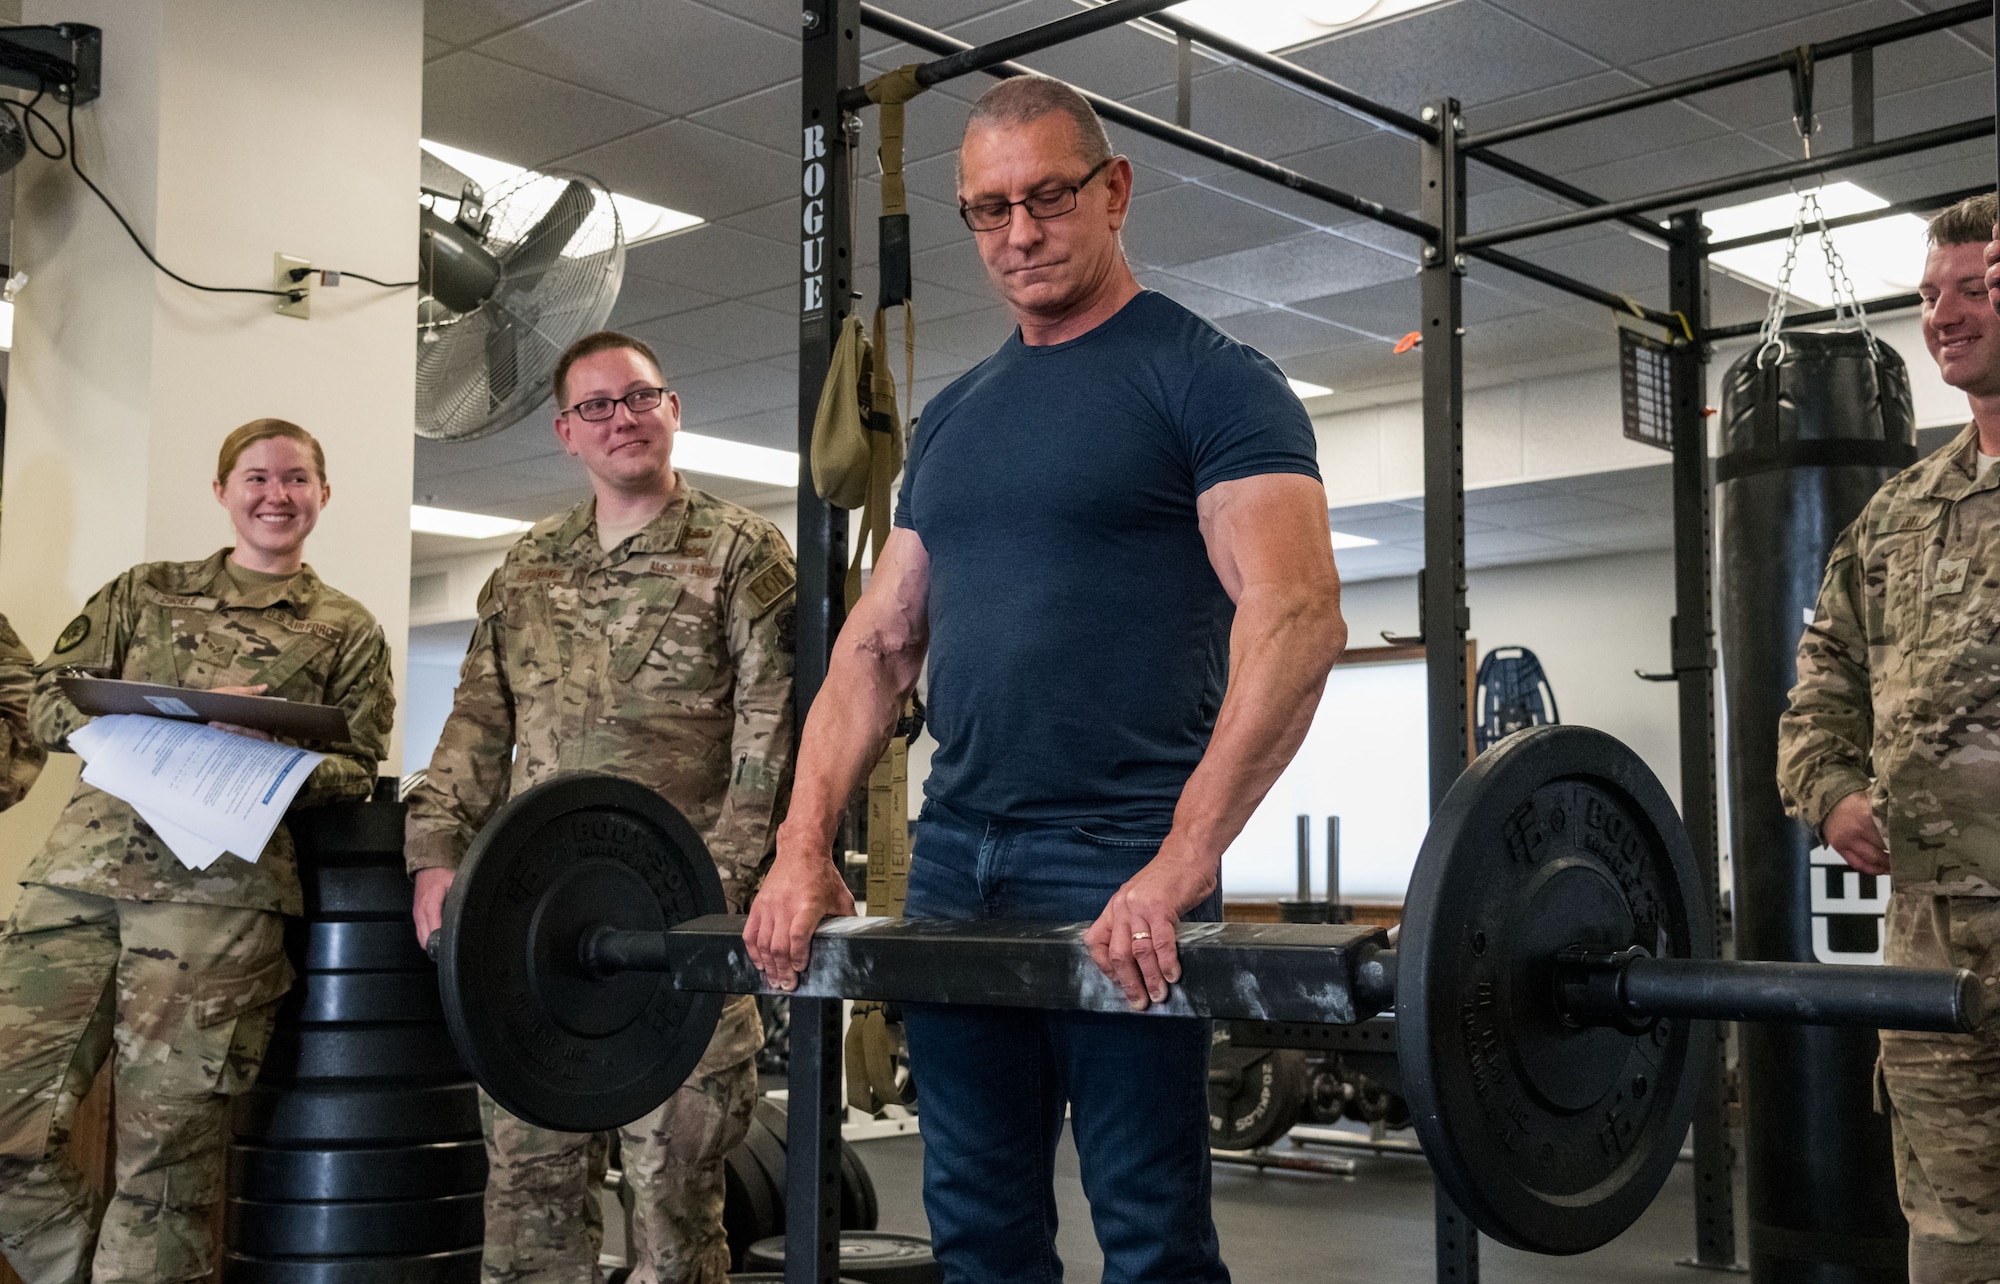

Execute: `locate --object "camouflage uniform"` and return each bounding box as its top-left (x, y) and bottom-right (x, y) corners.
top-left (0, 612), bottom-right (47, 811)
top-left (405, 479), bottom-right (794, 1284)
top-left (1778, 425), bottom-right (2000, 1284)
top-left (0, 551), bottom-right (394, 1284)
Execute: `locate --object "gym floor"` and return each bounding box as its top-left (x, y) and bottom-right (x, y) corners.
top-left (793, 1124), bottom-right (1717, 1283)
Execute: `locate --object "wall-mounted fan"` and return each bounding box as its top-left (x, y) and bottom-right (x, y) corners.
top-left (415, 160), bottom-right (624, 442)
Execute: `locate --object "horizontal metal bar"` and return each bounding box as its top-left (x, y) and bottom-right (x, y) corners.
top-left (859, 4), bottom-right (1438, 241)
top-left (1605, 957), bottom-right (1983, 1034)
top-left (592, 914), bottom-right (1393, 1025)
top-left (1701, 291), bottom-right (1921, 341)
top-left (1465, 142), bottom-right (1673, 246)
top-left (1704, 182), bottom-right (1992, 253)
top-left (1464, 0), bottom-right (1991, 151)
top-left (1143, 10), bottom-right (1435, 140)
top-left (913, 0), bottom-right (1183, 88)
top-left (1467, 244), bottom-right (1680, 329)
top-left (1461, 116), bottom-right (1995, 250)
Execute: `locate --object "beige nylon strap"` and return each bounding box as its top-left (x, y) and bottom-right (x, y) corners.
top-left (864, 64), bottom-right (925, 218)
top-left (842, 305), bottom-right (906, 610)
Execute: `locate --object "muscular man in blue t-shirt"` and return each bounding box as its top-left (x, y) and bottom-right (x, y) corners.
top-left (747, 76), bottom-right (1347, 1282)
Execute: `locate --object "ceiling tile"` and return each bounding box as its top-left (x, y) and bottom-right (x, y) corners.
top-left (625, 223), bottom-right (796, 296)
top-left (425, 36), bottom-right (454, 60)
top-left (630, 299), bottom-right (798, 363)
top-left (690, 405), bottom-right (799, 452)
top-left (1122, 184), bottom-right (1311, 270)
top-left (911, 238), bottom-right (1000, 298)
top-left (1218, 308), bottom-right (1371, 361)
top-left (1171, 232), bottom-right (1411, 306)
top-left (1285, 2), bottom-right (1609, 115)
top-left (423, 52), bottom-right (663, 169)
top-left (607, 273), bottom-right (724, 329)
top-left (479, 0), bottom-right (797, 116)
top-left (1250, 131), bottom-right (1425, 224)
top-left (690, 80), bottom-right (799, 155)
top-left (426, 0), bottom-right (574, 48)
top-left (1137, 269), bottom-right (1266, 320)
top-left (917, 306), bottom-right (1016, 360)
top-left (560, 119), bottom-right (793, 221)
top-left (671, 359), bottom-right (800, 423)
top-left (415, 417), bottom-right (563, 480)
top-left (1482, 0), bottom-right (1837, 66)
top-left (704, 0), bottom-right (810, 39)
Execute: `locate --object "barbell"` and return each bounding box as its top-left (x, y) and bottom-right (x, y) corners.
top-left (435, 724), bottom-right (1982, 1257)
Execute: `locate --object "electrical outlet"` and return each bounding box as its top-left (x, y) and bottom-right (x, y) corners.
top-left (274, 252), bottom-right (311, 319)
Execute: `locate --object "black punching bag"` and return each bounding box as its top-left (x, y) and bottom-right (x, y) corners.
top-left (1718, 328), bottom-right (1917, 1283)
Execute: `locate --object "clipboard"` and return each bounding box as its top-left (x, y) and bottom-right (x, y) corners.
top-left (59, 677), bottom-right (351, 742)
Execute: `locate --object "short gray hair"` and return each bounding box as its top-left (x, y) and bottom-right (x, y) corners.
top-left (964, 76), bottom-right (1113, 169)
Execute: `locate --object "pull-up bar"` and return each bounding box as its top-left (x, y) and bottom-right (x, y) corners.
top-left (1464, 0), bottom-right (1990, 152)
top-left (907, 0), bottom-right (1183, 90)
top-left (1462, 115), bottom-right (1995, 251)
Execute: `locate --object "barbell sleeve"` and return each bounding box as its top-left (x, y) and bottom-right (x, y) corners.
top-left (583, 915), bottom-right (1395, 1026)
top-left (1557, 947), bottom-right (1985, 1034)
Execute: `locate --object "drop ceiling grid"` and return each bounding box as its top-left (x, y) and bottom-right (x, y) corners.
top-left (413, 0), bottom-right (1993, 526)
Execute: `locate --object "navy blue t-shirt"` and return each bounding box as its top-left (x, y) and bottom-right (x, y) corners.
top-left (894, 289), bottom-right (1321, 828)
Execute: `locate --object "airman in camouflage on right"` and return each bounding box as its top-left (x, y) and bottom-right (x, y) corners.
top-left (1777, 193), bottom-right (2000, 1284)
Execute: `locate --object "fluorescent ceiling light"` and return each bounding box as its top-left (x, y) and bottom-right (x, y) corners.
top-left (1702, 182), bottom-right (1927, 307)
top-left (1331, 529), bottom-right (1379, 550)
top-left (675, 432), bottom-right (800, 487)
top-left (420, 139), bottom-right (705, 247)
top-left (411, 505), bottom-right (534, 540)
top-left (1156, 0), bottom-right (1448, 53)
top-left (0, 299), bottom-right (13, 352)
top-left (1288, 377), bottom-right (1334, 400)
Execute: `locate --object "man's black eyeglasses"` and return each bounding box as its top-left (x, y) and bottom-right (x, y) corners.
top-left (563, 387), bottom-right (670, 422)
top-left (959, 158), bottom-right (1113, 233)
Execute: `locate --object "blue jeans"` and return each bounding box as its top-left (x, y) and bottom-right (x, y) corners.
top-left (901, 799), bottom-right (1228, 1284)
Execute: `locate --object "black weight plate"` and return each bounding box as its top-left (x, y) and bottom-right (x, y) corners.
top-left (231, 1082), bottom-right (482, 1145)
top-left (281, 971), bottom-right (446, 1025)
top-left (841, 1137), bottom-right (879, 1232)
top-left (226, 1193), bottom-right (483, 1257)
top-left (743, 1232), bottom-right (938, 1284)
top-left (1397, 725), bottom-right (1711, 1256)
top-left (229, 1141), bottom-right (487, 1201)
top-left (751, 1099), bottom-right (875, 1230)
top-left (224, 1248), bottom-right (481, 1284)
top-left (440, 774), bottom-right (724, 1132)
top-left (1206, 1026), bottom-right (1306, 1150)
top-left (741, 1112), bottom-right (790, 1214)
top-left (288, 801), bottom-right (407, 859)
top-left (298, 920), bottom-right (433, 973)
top-left (303, 862), bottom-right (412, 919)
top-left (724, 1148), bottom-right (779, 1269)
top-left (259, 1025), bottom-right (466, 1083)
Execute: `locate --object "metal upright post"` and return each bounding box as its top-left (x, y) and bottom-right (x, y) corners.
top-left (792, 4), bottom-right (859, 1281)
top-left (784, 998), bottom-right (845, 1284)
top-left (1666, 209), bottom-right (1742, 1273)
top-left (797, 0), bottom-right (858, 720)
top-left (1419, 96), bottom-right (1475, 1284)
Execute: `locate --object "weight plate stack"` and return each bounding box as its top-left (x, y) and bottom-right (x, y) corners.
top-left (742, 1232), bottom-right (938, 1284)
top-left (226, 799), bottom-right (485, 1284)
top-left (713, 1100), bottom-right (879, 1270)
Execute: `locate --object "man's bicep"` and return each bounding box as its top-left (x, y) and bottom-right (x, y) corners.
top-left (1196, 473), bottom-right (1337, 602)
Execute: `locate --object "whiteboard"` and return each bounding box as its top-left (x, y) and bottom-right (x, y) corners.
top-left (1220, 658), bottom-right (1429, 901)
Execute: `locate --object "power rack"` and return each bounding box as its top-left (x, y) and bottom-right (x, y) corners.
top-left (790, 3), bottom-right (1999, 1279)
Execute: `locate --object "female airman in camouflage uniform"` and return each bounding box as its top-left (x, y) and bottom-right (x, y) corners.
top-left (0, 420), bottom-right (395, 1284)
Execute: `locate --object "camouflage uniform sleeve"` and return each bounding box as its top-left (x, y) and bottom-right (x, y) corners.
top-left (710, 526), bottom-right (797, 913)
top-left (293, 618), bottom-right (395, 809)
top-left (0, 612), bottom-right (46, 810)
top-left (1777, 519), bottom-right (1875, 836)
top-left (30, 568), bottom-right (143, 751)
top-left (404, 572), bottom-right (516, 876)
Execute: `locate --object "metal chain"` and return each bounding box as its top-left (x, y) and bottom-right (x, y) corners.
top-left (1809, 188), bottom-right (1877, 348)
top-left (1755, 198), bottom-right (1809, 361)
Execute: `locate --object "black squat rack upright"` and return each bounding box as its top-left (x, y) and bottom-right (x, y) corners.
top-left (789, 2), bottom-right (1999, 1280)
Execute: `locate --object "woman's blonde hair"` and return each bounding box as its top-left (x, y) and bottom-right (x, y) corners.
top-left (216, 418), bottom-right (326, 484)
